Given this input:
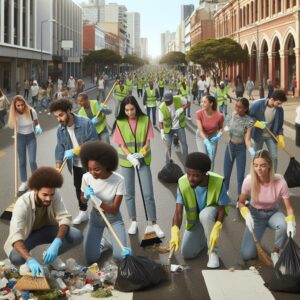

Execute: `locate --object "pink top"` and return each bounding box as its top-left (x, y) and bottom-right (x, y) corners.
top-left (113, 117), bottom-right (154, 146)
top-left (241, 174), bottom-right (289, 209)
top-left (196, 109), bottom-right (224, 135)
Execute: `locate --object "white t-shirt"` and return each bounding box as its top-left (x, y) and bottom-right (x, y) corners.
top-left (98, 79), bottom-right (105, 89)
top-left (17, 109), bottom-right (37, 135)
top-left (81, 172), bottom-right (125, 207)
top-left (66, 125), bottom-right (82, 167)
top-left (197, 79), bottom-right (206, 91)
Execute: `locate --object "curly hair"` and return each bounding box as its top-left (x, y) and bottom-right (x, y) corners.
top-left (80, 141), bottom-right (119, 172)
top-left (49, 99), bottom-right (73, 113)
top-left (28, 167), bottom-right (63, 190)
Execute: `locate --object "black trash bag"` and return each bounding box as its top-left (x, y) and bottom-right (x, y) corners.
top-left (114, 256), bottom-right (167, 292)
top-left (284, 157), bottom-right (300, 188)
top-left (265, 275), bottom-right (300, 293)
top-left (158, 160), bottom-right (184, 183)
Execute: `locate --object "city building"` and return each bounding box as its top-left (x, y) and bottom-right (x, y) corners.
top-left (81, 0), bottom-right (105, 24)
top-left (140, 37), bottom-right (148, 59)
top-left (175, 22), bottom-right (185, 52)
top-left (185, 17), bottom-right (191, 53)
top-left (215, 0), bottom-right (299, 95)
top-left (83, 24), bottom-right (106, 56)
top-left (161, 31), bottom-right (176, 56)
top-left (127, 12), bottom-right (141, 56)
top-left (105, 31), bottom-right (119, 53)
top-left (181, 4), bottom-right (195, 21)
top-left (198, 0), bottom-right (228, 14)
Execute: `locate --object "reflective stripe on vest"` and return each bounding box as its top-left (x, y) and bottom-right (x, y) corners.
top-left (146, 88), bottom-right (157, 106)
top-left (126, 79), bottom-right (133, 91)
top-left (115, 85), bottom-right (128, 101)
top-left (117, 116), bottom-right (151, 167)
top-left (78, 100), bottom-right (106, 134)
top-left (159, 96), bottom-right (186, 134)
top-left (216, 87), bottom-right (228, 105)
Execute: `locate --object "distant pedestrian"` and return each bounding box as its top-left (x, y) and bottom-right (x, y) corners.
top-left (267, 79), bottom-right (274, 99)
top-left (205, 74), bottom-right (211, 95)
top-left (76, 79), bottom-right (85, 96)
top-left (235, 75), bottom-right (244, 98)
top-left (0, 89), bottom-right (10, 128)
top-left (214, 81), bottom-right (230, 116)
top-left (57, 77), bottom-right (63, 92)
top-left (97, 76), bottom-right (105, 102)
top-left (30, 80), bottom-right (39, 108)
top-left (23, 80), bottom-right (30, 100)
top-left (292, 76), bottom-right (297, 97)
top-left (197, 75), bottom-right (206, 104)
top-left (143, 81), bottom-right (159, 126)
top-left (245, 76), bottom-right (255, 100)
top-left (224, 75), bottom-right (229, 87)
top-left (37, 84), bottom-right (47, 113)
top-left (67, 76), bottom-right (75, 91)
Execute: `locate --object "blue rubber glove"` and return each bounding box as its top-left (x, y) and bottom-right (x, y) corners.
top-left (63, 149), bottom-right (74, 160)
top-left (91, 116), bottom-right (99, 125)
top-left (34, 125), bottom-right (42, 136)
top-left (84, 186), bottom-right (95, 200)
top-left (26, 258), bottom-right (44, 277)
top-left (204, 138), bottom-right (213, 157)
top-left (210, 132), bottom-right (223, 143)
top-left (43, 238), bottom-right (62, 265)
top-left (248, 147), bottom-right (255, 158)
top-left (121, 247), bottom-right (132, 258)
top-left (98, 103), bottom-right (103, 112)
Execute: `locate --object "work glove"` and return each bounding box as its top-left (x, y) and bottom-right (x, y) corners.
top-left (210, 132), bottom-right (223, 143)
top-left (160, 129), bottom-right (166, 141)
top-left (84, 186), bottom-right (95, 200)
top-left (204, 138), bottom-right (213, 158)
top-left (253, 120), bottom-right (268, 129)
top-left (43, 238), bottom-right (62, 265)
top-left (248, 147), bottom-right (256, 158)
top-left (63, 146), bottom-right (80, 160)
top-left (277, 135), bottom-right (285, 149)
top-left (91, 116), bottom-right (99, 125)
top-left (98, 103), bottom-right (103, 112)
top-left (175, 107), bottom-right (184, 118)
top-left (121, 247), bottom-right (133, 258)
top-left (240, 206), bottom-right (254, 233)
top-left (26, 258), bottom-right (45, 277)
top-left (131, 152), bottom-right (144, 159)
top-left (169, 225), bottom-right (180, 252)
top-left (209, 221), bottom-right (223, 253)
top-left (285, 214), bottom-right (296, 238)
top-left (126, 154), bottom-right (140, 169)
top-left (139, 145), bottom-right (148, 157)
top-left (34, 125), bottom-right (42, 136)
top-left (90, 194), bottom-right (102, 208)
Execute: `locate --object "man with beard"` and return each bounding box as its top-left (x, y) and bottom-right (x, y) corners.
top-left (169, 152), bottom-right (230, 268)
top-left (49, 99), bottom-right (98, 224)
top-left (4, 167), bottom-right (83, 276)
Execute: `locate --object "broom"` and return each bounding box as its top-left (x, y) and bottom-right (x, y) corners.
top-left (251, 231), bottom-right (273, 267)
top-left (14, 273), bottom-right (50, 291)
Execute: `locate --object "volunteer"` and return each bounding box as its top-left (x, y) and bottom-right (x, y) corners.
top-left (114, 80), bottom-right (128, 117)
top-left (125, 75), bottom-right (134, 96)
top-left (178, 81), bottom-right (192, 120)
top-left (143, 81), bottom-right (159, 127)
top-left (214, 81), bottom-right (230, 116)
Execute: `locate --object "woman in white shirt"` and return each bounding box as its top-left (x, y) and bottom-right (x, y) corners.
top-left (8, 95), bottom-right (42, 192)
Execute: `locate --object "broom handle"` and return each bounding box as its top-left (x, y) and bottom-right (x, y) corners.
top-left (58, 159), bottom-right (67, 173)
top-left (251, 231), bottom-right (258, 243)
top-left (14, 125), bottom-right (18, 199)
top-left (135, 167), bottom-right (150, 222)
top-left (169, 245), bottom-right (175, 260)
top-left (96, 80), bottom-right (118, 118)
top-left (163, 139), bottom-right (172, 161)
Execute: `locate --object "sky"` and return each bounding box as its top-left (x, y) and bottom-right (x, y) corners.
top-left (77, 0), bottom-right (200, 58)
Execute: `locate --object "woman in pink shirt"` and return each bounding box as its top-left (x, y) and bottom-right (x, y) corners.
top-left (112, 96), bottom-right (164, 238)
top-left (239, 150), bottom-right (296, 266)
top-left (195, 95), bottom-right (224, 170)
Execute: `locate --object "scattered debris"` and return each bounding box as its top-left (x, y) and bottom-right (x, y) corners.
top-left (170, 264), bottom-right (191, 273)
top-left (228, 267), bottom-right (235, 272)
top-left (91, 288), bottom-right (113, 298)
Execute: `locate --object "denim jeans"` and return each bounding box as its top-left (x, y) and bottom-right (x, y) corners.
top-left (253, 136), bottom-right (278, 171)
top-left (31, 96), bottom-right (38, 108)
top-left (146, 106), bottom-right (156, 126)
top-left (120, 162), bottom-right (157, 221)
top-left (195, 129), bottom-right (218, 171)
top-left (85, 208), bottom-right (127, 264)
top-left (0, 109), bottom-right (6, 127)
top-left (115, 100), bottom-right (121, 118)
top-left (185, 105), bottom-right (191, 118)
top-left (73, 166), bottom-right (87, 211)
top-left (9, 225), bottom-right (83, 265)
top-left (240, 206), bottom-right (287, 260)
top-left (17, 132), bottom-right (37, 182)
top-left (98, 89), bottom-right (105, 102)
top-left (181, 206), bottom-right (218, 258)
top-left (198, 90), bottom-right (205, 103)
top-left (98, 128), bottom-right (110, 144)
top-left (218, 103), bottom-right (228, 115)
top-left (165, 128), bottom-right (188, 164)
top-left (223, 143), bottom-right (246, 195)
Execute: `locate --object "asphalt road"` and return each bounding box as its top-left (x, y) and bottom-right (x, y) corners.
top-left (0, 83), bottom-right (300, 300)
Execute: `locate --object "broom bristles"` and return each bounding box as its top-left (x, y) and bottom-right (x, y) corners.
top-left (140, 231), bottom-right (162, 247)
top-left (256, 242), bottom-right (273, 267)
top-left (14, 275), bottom-right (50, 291)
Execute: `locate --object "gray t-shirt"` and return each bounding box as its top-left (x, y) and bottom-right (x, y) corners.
top-left (226, 113), bottom-right (253, 143)
top-left (84, 107), bottom-right (94, 120)
top-left (262, 106), bottom-right (276, 137)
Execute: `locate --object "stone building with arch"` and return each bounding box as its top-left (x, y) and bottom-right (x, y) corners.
top-left (215, 0), bottom-right (299, 95)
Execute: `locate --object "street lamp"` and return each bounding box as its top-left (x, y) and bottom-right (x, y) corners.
top-left (41, 19), bottom-right (56, 84)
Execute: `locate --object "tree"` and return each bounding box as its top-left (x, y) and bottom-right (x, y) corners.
top-left (159, 51), bottom-right (187, 66)
top-left (122, 55), bottom-right (147, 67)
top-left (187, 38), bottom-right (248, 80)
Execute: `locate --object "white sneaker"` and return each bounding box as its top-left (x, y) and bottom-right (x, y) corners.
top-left (152, 224), bottom-right (165, 238)
top-left (207, 252), bottom-right (220, 268)
top-left (271, 252), bottom-right (280, 267)
top-left (50, 257), bottom-right (66, 271)
top-left (128, 221), bottom-right (138, 235)
top-left (72, 210), bottom-right (89, 225)
top-left (186, 116), bottom-right (192, 120)
top-left (100, 237), bottom-right (112, 254)
top-left (18, 182), bottom-right (28, 192)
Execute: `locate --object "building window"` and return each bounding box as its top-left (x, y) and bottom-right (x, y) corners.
top-left (14, 0), bottom-right (18, 45)
top-left (22, 0), bottom-right (26, 46)
top-left (4, 0), bottom-right (9, 43)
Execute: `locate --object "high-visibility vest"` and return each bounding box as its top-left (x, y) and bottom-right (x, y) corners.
top-left (159, 96), bottom-right (186, 133)
top-left (180, 86), bottom-right (189, 98)
top-left (126, 79), bottom-right (133, 92)
top-left (178, 172), bottom-right (228, 231)
top-left (137, 80), bottom-right (143, 89)
top-left (115, 85), bottom-right (128, 101)
top-left (78, 100), bottom-right (106, 134)
top-left (216, 87), bottom-right (229, 105)
top-left (168, 81), bottom-right (175, 91)
top-left (145, 88), bottom-right (157, 106)
top-left (116, 116), bottom-right (151, 168)
top-left (158, 80), bottom-right (164, 88)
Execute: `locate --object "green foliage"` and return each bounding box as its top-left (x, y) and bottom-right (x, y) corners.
top-left (159, 51), bottom-right (187, 66)
top-left (84, 49), bottom-right (122, 66)
top-left (122, 55), bottom-right (147, 66)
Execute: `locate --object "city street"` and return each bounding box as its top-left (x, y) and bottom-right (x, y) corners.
top-left (0, 83), bottom-right (300, 299)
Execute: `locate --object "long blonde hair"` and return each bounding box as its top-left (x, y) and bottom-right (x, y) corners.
top-left (8, 95), bottom-right (32, 129)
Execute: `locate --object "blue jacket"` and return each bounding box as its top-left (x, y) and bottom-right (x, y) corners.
top-left (249, 98), bottom-right (284, 141)
top-left (55, 113), bottom-right (98, 173)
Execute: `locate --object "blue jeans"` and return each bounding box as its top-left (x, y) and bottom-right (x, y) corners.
top-left (223, 143), bottom-right (246, 195)
top-left (31, 96), bottom-right (38, 108)
top-left (253, 136), bottom-right (278, 171)
top-left (240, 206), bottom-right (287, 260)
top-left (185, 105), bottom-right (191, 118)
top-left (198, 90), bottom-right (205, 103)
top-left (195, 130), bottom-right (218, 171)
top-left (181, 206), bottom-right (218, 258)
top-left (98, 89), bottom-right (105, 102)
top-left (120, 162), bottom-right (157, 221)
top-left (98, 128), bottom-right (110, 144)
top-left (9, 225), bottom-right (83, 265)
top-left (218, 103), bottom-right (228, 115)
top-left (146, 106), bottom-right (156, 126)
top-left (165, 128), bottom-right (188, 164)
top-left (85, 208), bottom-right (127, 264)
top-left (0, 109), bottom-right (6, 127)
top-left (17, 132), bottom-right (37, 182)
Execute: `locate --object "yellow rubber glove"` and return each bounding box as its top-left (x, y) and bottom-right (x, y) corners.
top-left (169, 225), bottom-right (180, 252)
top-left (240, 206), bottom-right (254, 232)
top-left (139, 145), bottom-right (148, 157)
top-left (285, 214), bottom-right (296, 238)
top-left (240, 206), bottom-right (250, 219)
top-left (253, 120), bottom-right (266, 129)
top-left (277, 135), bottom-right (285, 149)
top-left (209, 221), bottom-right (222, 253)
top-left (73, 146), bottom-right (81, 156)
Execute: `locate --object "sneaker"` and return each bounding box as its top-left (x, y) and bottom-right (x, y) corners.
top-left (38, 111), bottom-right (42, 114)
top-left (100, 237), bottom-right (112, 254)
top-left (186, 116), bottom-right (192, 120)
top-left (18, 182), bottom-right (28, 192)
top-left (152, 224), bottom-right (165, 238)
top-left (271, 252), bottom-right (280, 267)
top-left (44, 109), bottom-right (48, 113)
top-left (207, 252), bottom-right (220, 268)
top-left (50, 257), bottom-right (66, 271)
top-left (72, 210), bottom-right (89, 225)
top-left (47, 112), bottom-right (51, 115)
top-left (128, 221), bottom-right (138, 235)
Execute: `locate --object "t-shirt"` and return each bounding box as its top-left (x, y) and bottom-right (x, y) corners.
top-left (84, 107), bottom-right (94, 120)
top-left (81, 172), bottom-right (125, 207)
top-left (113, 118), bottom-right (154, 146)
top-left (17, 109), bottom-right (37, 135)
top-left (196, 109), bottom-right (224, 135)
top-left (66, 125), bottom-right (82, 167)
top-left (241, 174), bottom-right (289, 210)
top-left (197, 80), bottom-right (206, 91)
top-left (98, 79), bottom-right (105, 89)
top-left (32, 205), bottom-right (57, 231)
top-left (262, 106), bottom-right (276, 137)
top-left (295, 106), bottom-right (300, 124)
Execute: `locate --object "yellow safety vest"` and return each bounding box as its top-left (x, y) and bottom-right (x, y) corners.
top-left (145, 88), bottom-right (157, 106)
top-left (216, 87), bottom-right (229, 105)
top-left (115, 85), bottom-right (128, 101)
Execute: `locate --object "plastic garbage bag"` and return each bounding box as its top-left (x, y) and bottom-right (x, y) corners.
top-left (284, 157), bottom-right (300, 188)
top-left (158, 161), bottom-right (184, 183)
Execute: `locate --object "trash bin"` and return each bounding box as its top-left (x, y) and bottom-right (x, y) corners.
top-left (295, 107), bottom-right (300, 147)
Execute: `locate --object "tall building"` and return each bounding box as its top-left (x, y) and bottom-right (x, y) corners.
top-left (140, 37), bottom-right (148, 59)
top-left (127, 12), bottom-right (141, 56)
top-left (198, 0), bottom-right (228, 14)
top-left (161, 31), bottom-right (176, 56)
top-left (181, 4), bottom-right (194, 21)
top-left (82, 0), bottom-right (105, 23)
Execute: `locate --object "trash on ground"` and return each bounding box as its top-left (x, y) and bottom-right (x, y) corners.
top-left (170, 264), bottom-right (190, 273)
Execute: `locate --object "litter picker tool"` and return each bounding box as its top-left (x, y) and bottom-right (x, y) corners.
top-left (251, 231), bottom-right (273, 267)
top-left (14, 273), bottom-right (50, 291)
